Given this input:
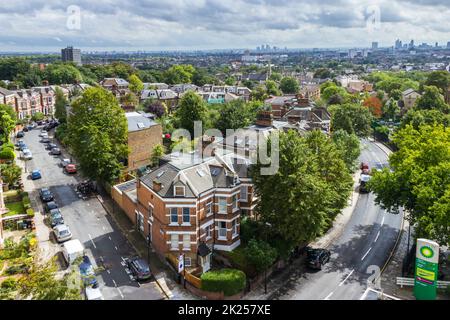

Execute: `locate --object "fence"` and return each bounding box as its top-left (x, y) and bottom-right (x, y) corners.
top-left (396, 277), bottom-right (450, 289)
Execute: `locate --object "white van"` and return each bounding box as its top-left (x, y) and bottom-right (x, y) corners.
top-left (85, 287), bottom-right (104, 300)
top-left (62, 239), bottom-right (85, 265)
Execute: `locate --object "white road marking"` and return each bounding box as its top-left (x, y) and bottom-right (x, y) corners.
top-left (380, 216), bottom-right (385, 226)
top-left (100, 256), bottom-right (104, 262)
top-left (108, 236), bottom-right (112, 241)
top-left (137, 281), bottom-right (141, 288)
top-left (361, 247), bottom-right (373, 261)
top-left (324, 292), bottom-right (334, 300)
top-left (107, 269), bottom-right (111, 274)
top-left (112, 279), bottom-right (117, 287)
top-left (115, 246), bottom-right (118, 251)
top-left (374, 231), bottom-right (381, 243)
top-left (117, 287), bottom-right (124, 299)
top-left (88, 234), bottom-right (97, 249)
top-left (339, 269), bottom-right (355, 286)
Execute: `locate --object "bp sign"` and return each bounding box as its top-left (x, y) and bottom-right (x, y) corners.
top-left (414, 239), bottom-right (439, 300)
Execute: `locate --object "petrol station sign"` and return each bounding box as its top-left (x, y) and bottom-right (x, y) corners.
top-left (414, 239), bottom-right (439, 300)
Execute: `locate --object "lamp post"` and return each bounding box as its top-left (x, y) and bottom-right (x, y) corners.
top-left (264, 222), bottom-right (272, 294)
top-left (146, 235), bottom-right (151, 266)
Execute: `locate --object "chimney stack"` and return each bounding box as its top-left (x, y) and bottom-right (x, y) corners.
top-left (153, 179), bottom-right (162, 192)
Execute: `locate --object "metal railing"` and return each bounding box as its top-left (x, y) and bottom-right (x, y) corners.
top-left (396, 277), bottom-right (450, 289)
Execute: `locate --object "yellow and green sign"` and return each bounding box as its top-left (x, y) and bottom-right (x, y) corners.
top-left (414, 239), bottom-right (439, 300)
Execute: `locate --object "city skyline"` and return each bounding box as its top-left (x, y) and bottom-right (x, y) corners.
top-left (0, 0), bottom-right (450, 52)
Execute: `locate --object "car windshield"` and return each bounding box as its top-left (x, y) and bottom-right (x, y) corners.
top-left (59, 229), bottom-right (70, 236)
top-left (134, 259), bottom-right (150, 273)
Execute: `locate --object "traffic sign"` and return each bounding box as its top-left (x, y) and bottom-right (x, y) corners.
top-left (178, 254), bottom-right (184, 273)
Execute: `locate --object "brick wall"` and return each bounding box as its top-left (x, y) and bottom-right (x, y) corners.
top-left (127, 124), bottom-right (162, 171)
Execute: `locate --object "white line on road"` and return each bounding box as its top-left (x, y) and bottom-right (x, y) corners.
top-left (88, 234), bottom-right (97, 249)
top-left (361, 247), bottom-right (373, 261)
top-left (107, 269), bottom-right (111, 274)
top-left (324, 292), bottom-right (334, 300)
top-left (339, 269), bottom-right (355, 286)
top-left (374, 231), bottom-right (381, 243)
top-left (380, 216), bottom-right (385, 226)
top-left (108, 236), bottom-right (112, 241)
top-left (112, 279), bottom-right (117, 287)
top-left (117, 287), bottom-right (124, 299)
top-left (115, 246), bottom-right (118, 251)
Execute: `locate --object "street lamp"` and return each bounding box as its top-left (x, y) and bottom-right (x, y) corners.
top-left (264, 222), bottom-right (272, 294)
top-left (146, 235), bottom-right (151, 266)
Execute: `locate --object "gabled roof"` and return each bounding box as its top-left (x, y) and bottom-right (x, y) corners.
top-left (402, 88), bottom-right (419, 96)
top-left (0, 87), bottom-right (14, 96)
top-left (125, 112), bottom-right (159, 132)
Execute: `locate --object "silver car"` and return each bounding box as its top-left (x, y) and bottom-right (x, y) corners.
top-left (53, 224), bottom-right (72, 243)
top-left (22, 149), bottom-right (33, 160)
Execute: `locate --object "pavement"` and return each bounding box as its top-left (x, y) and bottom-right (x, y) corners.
top-left (244, 139), bottom-right (404, 300)
top-left (14, 126), bottom-right (165, 300)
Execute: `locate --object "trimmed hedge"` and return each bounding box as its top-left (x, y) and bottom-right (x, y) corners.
top-left (22, 196), bottom-right (31, 209)
top-left (0, 148), bottom-right (15, 160)
top-left (201, 269), bottom-right (246, 296)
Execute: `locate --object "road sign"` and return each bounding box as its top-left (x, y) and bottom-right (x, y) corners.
top-left (414, 238), bottom-right (439, 300)
top-left (178, 254), bottom-right (184, 273)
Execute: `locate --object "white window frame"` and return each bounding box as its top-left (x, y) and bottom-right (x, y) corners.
top-left (183, 234), bottom-right (190, 250)
top-left (205, 225), bottom-right (212, 240)
top-left (170, 208), bottom-right (178, 224)
top-left (232, 219), bottom-right (238, 237)
top-left (174, 186), bottom-right (185, 197)
top-left (185, 257), bottom-right (192, 267)
top-left (170, 234), bottom-right (178, 249)
top-left (232, 194), bottom-right (238, 210)
top-left (206, 201), bottom-right (213, 216)
top-left (182, 207), bottom-right (190, 224)
top-left (218, 221), bottom-right (227, 239)
top-left (218, 197), bottom-right (227, 213)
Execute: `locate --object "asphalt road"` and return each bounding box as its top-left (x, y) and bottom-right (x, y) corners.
top-left (19, 127), bottom-right (164, 300)
top-left (272, 139), bottom-right (404, 300)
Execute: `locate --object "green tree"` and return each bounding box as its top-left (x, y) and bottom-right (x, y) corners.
top-left (265, 80), bottom-right (281, 96)
top-left (415, 85), bottom-right (449, 113)
top-left (400, 109), bottom-right (450, 129)
top-left (251, 130), bottom-right (352, 252)
top-left (332, 129), bottom-right (361, 171)
top-left (54, 87), bottom-right (68, 123)
top-left (389, 89), bottom-right (403, 101)
top-left (269, 72), bottom-right (282, 82)
top-left (329, 103), bottom-right (373, 137)
top-left (163, 65), bottom-right (195, 84)
top-left (225, 76), bottom-right (236, 86)
top-left (244, 239), bottom-right (277, 274)
top-left (322, 84), bottom-right (348, 103)
top-left (150, 144), bottom-right (165, 167)
top-left (251, 85), bottom-right (268, 101)
top-left (425, 71), bottom-right (450, 94)
top-left (0, 104), bottom-right (17, 143)
top-left (383, 98), bottom-right (400, 121)
top-left (67, 87), bottom-right (128, 183)
top-left (215, 100), bottom-right (261, 133)
top-left (31, 112), bottom-right (44, 122)
top-left (369, 125), bottom-right (450, 244)
top-left (128, 74), bottom-right (144, 95)
top-left (174, 91), bottom-right (208, 136)
top-left (279, 77), bottom-right (299, 94)
top-left (0, 164), bottom-right (22, 187)
top-left (43, 63), bottom-right (83, 85)
top-left (0, 57), bottom-right (30, 80)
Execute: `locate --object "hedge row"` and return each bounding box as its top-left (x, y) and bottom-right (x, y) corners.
top-left (201, 269), bottom-right (246, 296)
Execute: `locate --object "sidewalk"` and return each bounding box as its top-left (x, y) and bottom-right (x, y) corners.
top-left (96, 189), bottom-right (198, 300)
top-left (243, 169), bottom-right (362, 300)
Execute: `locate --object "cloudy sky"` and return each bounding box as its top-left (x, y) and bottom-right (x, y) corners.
top-left (0, 0), bottom-right (449, 52)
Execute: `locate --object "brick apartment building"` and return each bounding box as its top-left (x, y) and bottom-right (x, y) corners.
top-left (112, 149), bottom-right (252, 272)
top-left (125, 112), bottom-right (163, 171)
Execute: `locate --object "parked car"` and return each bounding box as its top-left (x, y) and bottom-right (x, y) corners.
top-left (39, 188), bottom-right (54, 202)
top-left (45, 143), bottom-right (57, 150)
top-left (360, 174), bottom-right (371, 193)
top-left (19, 144), bottom-right (28, 151)
top-left (16, 131), bottom-right (25, 138)
top-left (79, 255), bottom-right (99, 288)
top-left (39, 130), bottom-right (47, 137)
top-left (49, 211), bottom-right (65, 227)
top-left (15, 139), bottom-right (24, 147)
top-left (360, 162), bottom-right (369, 171)
top-left (306, 247), bottom-right (331, 270)
top-left (22, 126), bottom-right (29, 132)
top-left (45, 201), bottom-right (58, 213)
top-left (53, 224), bottom-right (72, 243)
top-left (50, 147), bottom-right (61, 155)
top-left (65, 164), bottom-right (77, 174)
top-left (125, 256), bottom-right (152, 281)
top-left (41, 138), bottom-right (51, 144)
top-left (61, 159), bottom-right (71, 168)
top-left (22, 149), bottom-right (33, 160)
top-left (31, 169), bottom-right (42, 180)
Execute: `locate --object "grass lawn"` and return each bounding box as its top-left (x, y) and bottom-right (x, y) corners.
top-left (3, 201), bottom-right (25, 217)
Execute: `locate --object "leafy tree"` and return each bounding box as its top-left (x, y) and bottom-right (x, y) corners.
top-left (151, 144), bottom-right (165, 167)
top-left (225, 76), bottom-right (236, 86)
top-left (313, 68), bottom-right (333, 79)
top-left (400, 109), bottom-right (450, 129)
top-left (0, 148), bottom-right (15, 160)
top-left (143, 99), bottom-right (167, 118)
top-left (425, 71), bottom-right (450, 94)
top-left (31, 112), bottom-right (44, 122)
top-left (163, 65), bottom-right (195, 84)
top-left (0, 57), bottom-right (30, 80)
top-left (251, 85), bottom-right (268, 101)
top-left (389, 89), bottom-right (403, 101)
top-left (43, 63), bottom-right (83, 84)
top-left (241, 80), bottom-right (254, 90)
top-left (192, 68), bottom-right (217, 86)
top-left (269, 72), bottom-right (282, 82)
top-left (18, 66), bottom-right (43, 88)
top-left (174, 91), bottom-right (208, 136)
top-left (54, 87), bottom-right (68, 123)
top-left (329, 103), bottom-right (373, 137)
top-left (251, 130), bottom-right (352, 252)
top-left (244, 239), bottom-right (277, 273)
top-left (369, 125), bottom-right (450, 244)
top-left (0, 163), bottom-right (22, 187)
top-left (415, 85), bottom-right (449, 113)
top-left (265, 80), bottom-right (281, 96)
top-left (0, 104), bottom-right (17, 143)
top-left (383, 98), bottom-right (400, 121)
top-left (322, 84), bottom-right (348, 104)
top-left (120, 92), bottom-right (139, 108)
top-left (128, 74), bottom-right (144, 95)
top-left (279, 77), bottom-right (299, 94)
top-left (215, 100), bottom-right (261, 133)
top-left (363, 96), bottom-right (383, 118)
top-left (67, 87), bottom-right (128, 183)
top-left (332, 129), bottom-right (361, 171)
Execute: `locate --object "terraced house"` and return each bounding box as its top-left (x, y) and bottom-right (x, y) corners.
top-left (112, 149), bottom-right (253, 273)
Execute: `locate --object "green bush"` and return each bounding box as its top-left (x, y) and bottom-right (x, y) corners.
top-left (26, 208), bottom-right (35, 217)
top-left (201, 269), bottom-right (246, 296)
top-left (22, 196), bottom-right (31, 209)
top-left (1, 277), bottom-right (18, 290)
top-left (1, 142), bottom-right (14, 150)
top-left (0, 148), bottom-right (15, 160)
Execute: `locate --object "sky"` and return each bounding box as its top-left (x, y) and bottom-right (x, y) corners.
top-left (0, 0), bottom-right (449, 52)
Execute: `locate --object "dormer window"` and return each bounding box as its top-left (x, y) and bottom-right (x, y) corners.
top-left (175, 186), bottom-right (185, 197)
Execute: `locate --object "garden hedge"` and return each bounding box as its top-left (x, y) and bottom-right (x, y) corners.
top-left (26, 209), bottom-right (34, 217)
top-left (0, 148), bottom-right (15, 160)
top-left (201, 269), bottom-right (246, 296)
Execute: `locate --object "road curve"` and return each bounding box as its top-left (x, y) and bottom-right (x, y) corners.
top-left (272, 140), bottom-right (403, 300)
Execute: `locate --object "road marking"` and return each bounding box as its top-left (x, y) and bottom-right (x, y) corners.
top-left (137, 281), bottom-right (141, 288)
top-left (374, 231), bottom-right (381, 243)
top-left (117, 287), bottom-right (124, 299)
top-left (102, 226), bottom-right (106, 231)
top-left (112, 279), bottom-right (117, 287)
top-left (380, 216), bottom-right (385, 226)
top-left (108, 236), bottom-right (112, 241)
top-left (100, 256), bottom-right (104, 262)
top-left (361, 247), bottom-right (373, 261)
top-left (324, 292), bottom-right (334, 300)
top-left (115, 246), bottom-right (118, 251)
top-left (339, 269), bottom-right (354, 286)
top-left (107, 269), bottom-right (111, 274)
top-left (88, 234), bottom-right (97, 249)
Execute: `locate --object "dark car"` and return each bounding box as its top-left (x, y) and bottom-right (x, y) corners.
top-left (41, 138), bottom-right (51, 143)
top-left (39, 188), bottom-right (54, 202)
top-left (49, 211), bottom-right (64, 227)
top-left (45, 201), bottom-right (58, 213)
top-left (16, 131), bottom-right (25, 138)
top-left (45, 143), bottom-right (58, 150)
top-left (126, 256), bottom-right (152, 281)
top-left (306, 247), bottom-right (331, 270)
top-left (22, 126), bottom-right (29, 132)
top-left (50, 147), bottom-right (61, 155)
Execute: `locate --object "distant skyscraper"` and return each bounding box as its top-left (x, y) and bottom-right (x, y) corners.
top-left (395, 39), bottom-right (402, 49)
top-left (435, 42), bottom-right (439, 47)
top-left (372, 42), bottom-right (379, 49)
top-left (61, 46), bottom-right (82, 66)
top-left (447, 42), bottom-right (450, 48)
top-left (409, 40), bottom-right (415, 49)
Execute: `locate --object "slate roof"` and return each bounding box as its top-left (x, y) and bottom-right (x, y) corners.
top-left (0, 87), bottom-right (14, 96)
top-left (125, 112), bottom-right (159, 132)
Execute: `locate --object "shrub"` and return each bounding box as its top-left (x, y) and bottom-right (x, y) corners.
top-left (201, 269), bottom-right (246, 296)
top-left (1, 277), bottom-right (18, 290)
top-left (22, 196), bottom-right (31, 209)
top-left (0, 148), bottom-right (15, 160)
top-left (26, 208), bottom-right (34, 217)
top-left (1, 142), bottom-right (14, 150)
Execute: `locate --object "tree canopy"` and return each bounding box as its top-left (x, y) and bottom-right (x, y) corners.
top-left (174, 91), bottom-right (208, 136)
top-left (0, 104), bottom-right (17, 143)
top-left (279, 77), bottom-right (299, 94)
top-left (329, 103), bottom-right (373, 137)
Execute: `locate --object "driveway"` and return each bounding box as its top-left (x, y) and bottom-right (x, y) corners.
top-left (17, 127), bottom-right (164, 300)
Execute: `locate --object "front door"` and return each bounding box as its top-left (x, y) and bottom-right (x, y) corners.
top-left (202, 254), bottom-right (211, 273)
